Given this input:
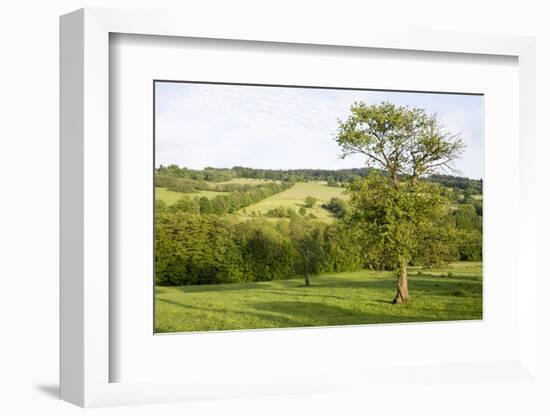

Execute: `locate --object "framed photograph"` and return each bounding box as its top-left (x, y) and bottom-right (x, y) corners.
top-left (152, 80), bottom-right (484, 334)
top-left (60, 8), bottom-right (538, 408)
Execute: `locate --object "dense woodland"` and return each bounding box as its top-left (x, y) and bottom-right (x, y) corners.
top-left (155, 166), bottom-right (482, 286)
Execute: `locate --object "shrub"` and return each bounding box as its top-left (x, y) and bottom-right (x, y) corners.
top-left (304, 196), bottom-right (317, 208)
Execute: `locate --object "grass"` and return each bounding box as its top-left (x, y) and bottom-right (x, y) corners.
top-left (155, 187), bottom-right (229, 205)
top-left (155, 262), bottom-right (482, 333)
top-left (156, 179), bottom-right (277, 206)
top-left (236, 181), bottom-right (345, 222)
top-left (410, 261), bottom-right (482, 277)
top-left (156, 181), bottom-right (345, 220)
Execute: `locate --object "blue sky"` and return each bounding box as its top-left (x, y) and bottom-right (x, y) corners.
top-left (155, 82), bottom-right (483, 179)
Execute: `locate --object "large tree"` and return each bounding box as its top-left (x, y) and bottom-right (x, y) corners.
top-left (336, 101), bottom-right (464, 304)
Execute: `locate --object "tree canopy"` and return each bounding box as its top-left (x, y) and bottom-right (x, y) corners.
top-left (336, 101), bottom-right (465, 188)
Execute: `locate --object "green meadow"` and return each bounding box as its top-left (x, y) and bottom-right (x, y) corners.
top-left (155, 262), bottom-right (482, 333)
top-left (237, 181), bottom-right (345, 222)
top-left (155, 180), bottom-right (347, 222)
top-left (156, 187), bottom-right (230, 205)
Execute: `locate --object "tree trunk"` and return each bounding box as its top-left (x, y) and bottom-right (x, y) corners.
top-left (392, 261), bottom-right (410, 304)
top-left (303, 253), bottom-right (311, 286)
top-left (391, 171), bottom-right (399, 190)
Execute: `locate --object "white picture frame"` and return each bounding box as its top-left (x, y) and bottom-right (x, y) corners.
top-left (60, 7), bottom-right (538, 408)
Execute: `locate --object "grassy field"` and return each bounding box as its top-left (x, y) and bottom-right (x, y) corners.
top-left (156, 187), bottom-right (229, 205)
top-left (237, 181), bottom-right (345, 222)
top-left (156, 181), bottom-right (345, 221)
top-left (155, 262), bottom-right (482, 333)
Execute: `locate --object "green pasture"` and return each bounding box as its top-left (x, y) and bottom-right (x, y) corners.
top-left (155, 262), bottom-right (483, 333)
top-left (237, 181), bottom-right (346, 222)
top-left (155, 187), bottom-right (229, 205)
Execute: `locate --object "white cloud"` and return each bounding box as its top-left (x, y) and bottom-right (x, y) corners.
top-left (155, 83), bottom-right (483, 179)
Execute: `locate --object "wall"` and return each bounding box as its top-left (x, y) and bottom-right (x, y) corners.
top-left (0, 1), bottom-right (548, 415)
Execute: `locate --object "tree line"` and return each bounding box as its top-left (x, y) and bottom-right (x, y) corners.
top-left (157, 181), bottom-right (293, 216)
top-left (156, 213), bottom-right (363, 286)
top-left (156, 164), bottom-right (482, 195)
top-left (155, 174), bottom-right (275, 194)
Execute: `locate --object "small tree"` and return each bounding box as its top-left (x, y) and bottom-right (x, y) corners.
top-left (290, 218), bottom-right (325, 286)
top-left (170, 196), bottom-right (200, 214)
top-left (304, 196), bottom-right (317, 208)
top-left (336, 101), bottom-right (464, 303)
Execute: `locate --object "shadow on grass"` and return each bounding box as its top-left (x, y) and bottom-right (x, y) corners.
top-left (250, 300), bottom-right (435, 326)
top-left (261, 289), bottom-right (346, 301)
top-left (156, 297), bottom-right (419, 330)
top-left (158, 274), bottom-right (481, 302)
top-left (171, 283), bottom-right (260, 294)
top-left (157, 297), bottom-right (302, 328)
top-left (373, 299), bottom-right (394, 304)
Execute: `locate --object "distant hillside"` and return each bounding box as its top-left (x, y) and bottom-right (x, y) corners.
top-left (156, 165), bottom-right (482, 194)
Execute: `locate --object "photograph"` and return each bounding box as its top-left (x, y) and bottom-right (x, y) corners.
top-left (153, 81), bottom-right (483, 333)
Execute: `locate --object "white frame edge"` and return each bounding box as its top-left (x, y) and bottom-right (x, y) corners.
top-left (60, 7), bottom-right (537, 407)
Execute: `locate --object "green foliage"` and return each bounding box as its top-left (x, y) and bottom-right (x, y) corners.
top-left (336, 101), bottom-right (465, 185)
top-left (455, 230), bottom-right (482, 261)
top-left (233, 220), bottom-right (294, 282)
top-left (335, 102), bottom-right (470, 299)
top-left (453, 205), bottom-right (481, 232)
top-left (304, 196), bottom-right (317, 208)
top-left (169, 196), bottom-right (200, 214)
top-left (347, 172), bottom-right (458, 270)
top-left (156, 164), bottom-right (237, 182)
top-left (198, 196), bottom-right (212, 214)
top-left (299, 206), bottom-right (307, 216)
top-left (322, 222), bottom-right (364, 272)
top-left (155, 213), bottom-right (245, 286)
top-left (290, 218), bottom-right (326, 283)
top-left (451, 204), bottom-right (482, 261)
top-left (155, 210), bottom-right (364, 286)
top-left (156, 199), bottom-right (168, 213)
top-left (321, 197), bottom-right (349, 218)
top-left (266, 205), bottom-right (288, 218)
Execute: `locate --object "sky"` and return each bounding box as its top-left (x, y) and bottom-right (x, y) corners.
top-left (155, 82), bottom-right (483, 179)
